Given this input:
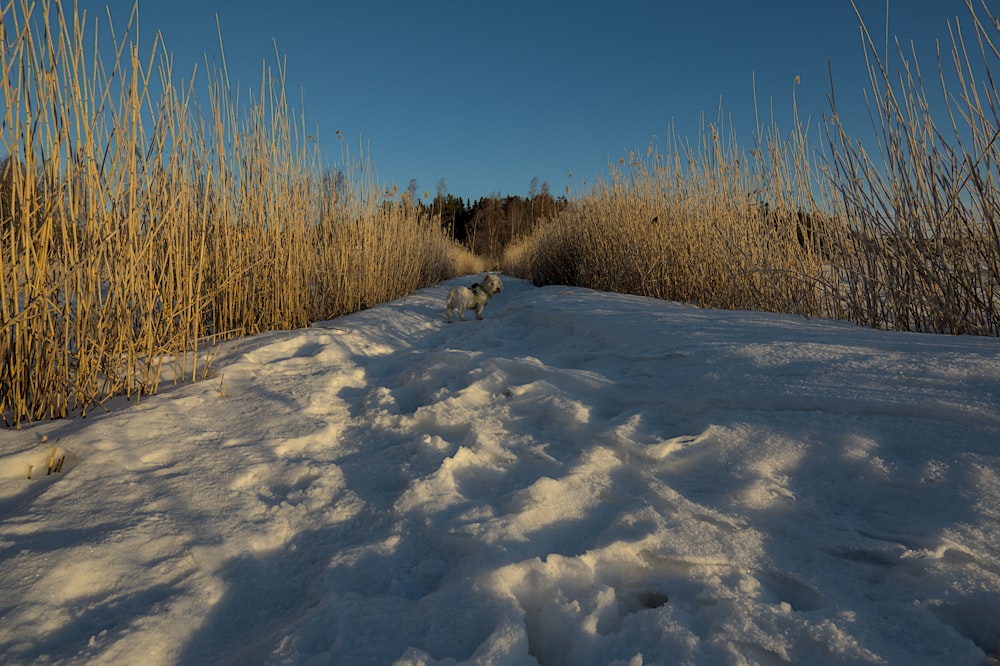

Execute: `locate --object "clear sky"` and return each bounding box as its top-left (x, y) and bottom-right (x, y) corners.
top-left (84, 0), bottom-right (978, 202)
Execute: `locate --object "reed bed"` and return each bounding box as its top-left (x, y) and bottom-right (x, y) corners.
top-left (503, 119), bottom-right (839, 320)
top-left (506, 1), bottom-right (1000, 338)
top-left (1, 0), bottom-right (462, 428)
top-left (824, 0), bottom-right (1000, 335)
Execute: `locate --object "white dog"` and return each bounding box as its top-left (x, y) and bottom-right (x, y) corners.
top-left (446, 273), bottom-right (503, 322)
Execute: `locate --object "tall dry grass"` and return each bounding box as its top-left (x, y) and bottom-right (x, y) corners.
top-left (824, 0), bottom-right (1000, 334)
top-left (504, 125), bottom-right (836, 317)
top-left (506, 1), bottom-right (1000, 338)
top-left (1, 0), bottom-right (463, 428)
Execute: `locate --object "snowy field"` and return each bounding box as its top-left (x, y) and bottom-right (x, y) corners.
top-left (1, 275), bottom-right (999, 665)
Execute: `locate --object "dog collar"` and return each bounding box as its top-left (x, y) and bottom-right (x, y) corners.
top-left (470, 283), bottom-right (490, 307)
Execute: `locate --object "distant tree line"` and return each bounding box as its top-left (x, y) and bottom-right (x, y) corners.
top-left (418, 177), bottom-right (569, 258)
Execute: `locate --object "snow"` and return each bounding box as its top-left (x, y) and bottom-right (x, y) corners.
top-left (1, 275), bottom-right (999, 665)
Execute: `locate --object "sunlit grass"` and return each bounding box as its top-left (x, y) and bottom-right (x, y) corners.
top-left (0, 0), bottom-right (466, 427)
top-left (505, 1), bottom-right (1000, 338)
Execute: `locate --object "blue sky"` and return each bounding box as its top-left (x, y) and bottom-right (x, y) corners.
top-left (87, 0), bottom-right (975, 201)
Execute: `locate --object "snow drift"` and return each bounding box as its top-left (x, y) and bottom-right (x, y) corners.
top-left (1, 276), bottom-right (999, 665)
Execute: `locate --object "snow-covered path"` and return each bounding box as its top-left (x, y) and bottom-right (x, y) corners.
top-left (1, 276), bottom-right (999, 665)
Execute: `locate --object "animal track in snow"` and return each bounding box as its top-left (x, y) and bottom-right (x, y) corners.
top-left (756, 570), bottom-right (824, 612)
top-left (930, 601), bottom-right (1000, 658)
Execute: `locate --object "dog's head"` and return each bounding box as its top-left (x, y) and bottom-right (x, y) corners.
top-left (481, 273), bottom-right (503, 295)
